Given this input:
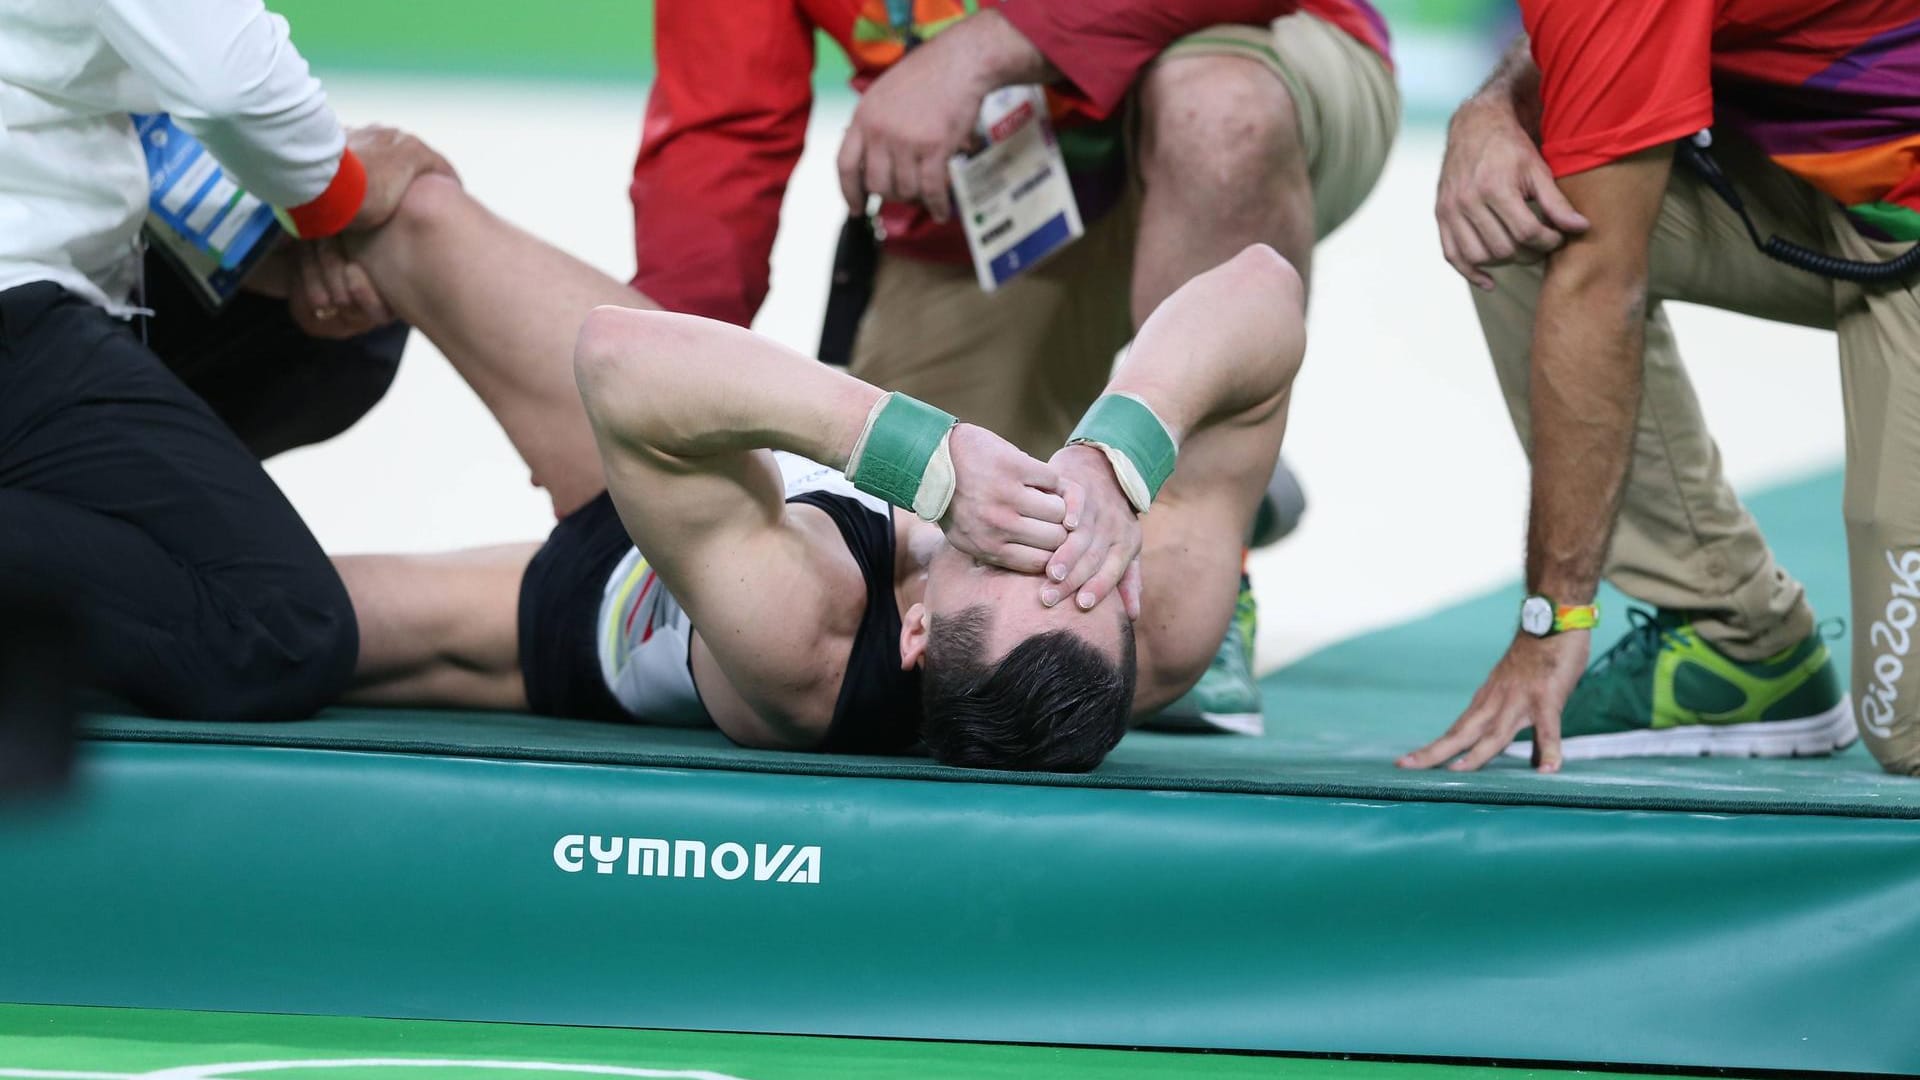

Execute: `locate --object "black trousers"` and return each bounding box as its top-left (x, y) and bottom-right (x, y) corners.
top-left (0, 260), bottom-right (406, 721)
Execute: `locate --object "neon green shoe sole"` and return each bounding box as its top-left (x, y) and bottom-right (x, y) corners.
top-left (1144, 575), bottom-right (1263, 736)
top-left (1508, 608), bottom-right (1857, 761)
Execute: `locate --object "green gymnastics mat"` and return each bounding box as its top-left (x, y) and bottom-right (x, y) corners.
top-left (3, 469), bottom-right (1917, 1077)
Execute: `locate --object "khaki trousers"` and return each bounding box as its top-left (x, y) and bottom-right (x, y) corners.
top-left (851, 13), bottom-right (1398, 459)
top-left (1475, 135), bottom-right (1920, 775)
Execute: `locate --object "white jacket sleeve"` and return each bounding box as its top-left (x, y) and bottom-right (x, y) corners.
top-left (91, 0), bottom-right (347, 210)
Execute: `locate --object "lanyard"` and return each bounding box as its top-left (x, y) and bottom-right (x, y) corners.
top-left (883, 0), bottom-right (918, 48)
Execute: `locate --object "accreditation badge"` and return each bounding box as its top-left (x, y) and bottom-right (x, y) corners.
top-left (948, 85), bottom-right (1084, 293)
top-left (135, 113), bottom-right (283, 308)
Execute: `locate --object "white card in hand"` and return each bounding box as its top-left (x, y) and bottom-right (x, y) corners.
top-left (948, 85), bottom-right (1084, 293)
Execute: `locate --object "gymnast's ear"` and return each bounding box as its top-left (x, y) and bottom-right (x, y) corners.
top-left (900, 602), bottom-right (929, 670)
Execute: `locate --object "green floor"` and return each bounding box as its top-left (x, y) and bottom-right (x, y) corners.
top-left (0, 1006), bottom-right (1750, 1080)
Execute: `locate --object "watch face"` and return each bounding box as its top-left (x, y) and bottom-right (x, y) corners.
top-left (1520, 596), bottom-right (1553, 637)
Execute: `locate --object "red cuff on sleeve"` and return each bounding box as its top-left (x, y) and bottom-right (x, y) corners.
top-left (284, 148), bottom-right (366, 238)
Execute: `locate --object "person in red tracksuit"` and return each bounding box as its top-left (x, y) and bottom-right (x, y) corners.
top-left (630, 0), bottom-right (1399, 733)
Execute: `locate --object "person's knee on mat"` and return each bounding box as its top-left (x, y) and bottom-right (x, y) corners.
top-left (165, 571), bottom-right (359, 723)
top-left (115, 546), bottom-right (359, 723)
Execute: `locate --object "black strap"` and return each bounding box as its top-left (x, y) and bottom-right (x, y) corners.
top-left (816, 214), bottom-right (880, 366)
top-left (1677, 135), bottom-right (1920, 284)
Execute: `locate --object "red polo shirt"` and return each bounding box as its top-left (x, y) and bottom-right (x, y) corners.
top-left (1525, 0), bottom-right (1920, 240)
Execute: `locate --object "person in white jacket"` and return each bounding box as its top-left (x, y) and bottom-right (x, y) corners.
top-left (0, 0), bottom-right (449, 719)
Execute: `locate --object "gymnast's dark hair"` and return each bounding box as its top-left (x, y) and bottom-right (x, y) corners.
top-left (920, 605), bottom-right (1135, 772)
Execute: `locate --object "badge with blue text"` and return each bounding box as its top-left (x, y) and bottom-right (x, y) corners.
top-left (948, 85), bottom-right (1084, 293)
top-left (135, 113), bottom-right (283, 307)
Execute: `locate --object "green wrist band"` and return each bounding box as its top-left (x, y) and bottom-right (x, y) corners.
top-left (1067, 392), bottom-right (1177, 513)
top-left (846, 392), bottom-right (960, 521)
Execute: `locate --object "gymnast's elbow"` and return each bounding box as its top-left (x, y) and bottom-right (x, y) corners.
top-left (573, 305), bottom-right (681, 444)
top-left (575, 305), bottom-right (651, 395)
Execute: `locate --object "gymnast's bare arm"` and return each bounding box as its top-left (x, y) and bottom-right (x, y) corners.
top-left (571, 310), bottom-right (1078, 744)
top-left (297, 168), bottom-right (1076, 743)
top-left (1053, 245), bottom-right (1307, 713)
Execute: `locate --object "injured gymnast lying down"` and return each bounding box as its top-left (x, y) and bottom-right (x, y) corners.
top-left (326, 172), bottom-right (1300, 771)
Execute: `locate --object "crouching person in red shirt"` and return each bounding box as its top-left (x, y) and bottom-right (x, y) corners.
top-left (630, 0), bottom-right (1398, 734)
top-left (1407, 1), bottom-right (1920, 776)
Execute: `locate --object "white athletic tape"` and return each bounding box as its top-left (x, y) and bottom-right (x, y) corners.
top-left (912, 426), bottom-right (956, 521)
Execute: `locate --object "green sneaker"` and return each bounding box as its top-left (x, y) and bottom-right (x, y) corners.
top-left (1507, 607), bottom-right (1857, 761)
top-left (1144, 575), bottom-right (1264, 736)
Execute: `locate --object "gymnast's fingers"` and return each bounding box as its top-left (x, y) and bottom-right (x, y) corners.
top-left (1119, 559), bottom-right (1143, 620)
top-left (992, 542), bottom-right (1054, 577)
top-left (1059, 478), bottom-right (1086, 530)
top-left (1003, 514), bottom-right (1069, 554)
top-left (1045, 526), bottom-right (1093, 598)
top-left (1023, 456), bottom-right (1067, 494)
top-left (1017, 485), bottom-right (1068, 526)
top-left (1075, 540), bottom-right (1132, 611)
top-left (1052, 513), bottom-right (1114, 606)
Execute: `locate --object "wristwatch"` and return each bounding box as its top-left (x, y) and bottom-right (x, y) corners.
top-left (1519, 594), bottom-right (1600, 638)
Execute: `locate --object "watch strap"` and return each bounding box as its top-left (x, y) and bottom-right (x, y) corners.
top-left (1553, 603), bottom-right (1600, 633)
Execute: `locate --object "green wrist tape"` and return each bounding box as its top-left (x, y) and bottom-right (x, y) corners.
top-left (846, 392), bottom-right (959, 520)
top-left (1067, 392), bottom-right (1177, 513)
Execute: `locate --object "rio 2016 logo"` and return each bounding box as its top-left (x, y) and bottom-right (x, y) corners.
top-left (1860, 547), bottom-right (1920, 741)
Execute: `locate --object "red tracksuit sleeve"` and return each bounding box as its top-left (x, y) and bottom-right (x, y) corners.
top-left (631, 0), bottom-right (815, 327)
top-left (996, 0), bottom-right (1295, 117)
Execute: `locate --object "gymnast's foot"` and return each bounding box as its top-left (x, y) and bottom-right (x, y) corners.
top-left (1143, 575), bottom-right (1263, 736)
top-left (1506, 607), bottom-right (1856, 761)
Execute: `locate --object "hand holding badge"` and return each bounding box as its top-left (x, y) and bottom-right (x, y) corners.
top-left (947, 85), bottom-right (1085, 293)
